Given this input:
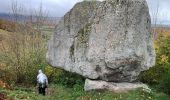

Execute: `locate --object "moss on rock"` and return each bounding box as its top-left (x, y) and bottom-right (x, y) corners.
top-left (76, 23), bottom-right (92, 49)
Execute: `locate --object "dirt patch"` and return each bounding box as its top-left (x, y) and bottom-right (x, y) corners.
top-left (46, 88), bottom-right (55, 95)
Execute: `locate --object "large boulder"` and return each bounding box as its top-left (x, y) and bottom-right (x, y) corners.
top-left (84, 79), bottom-right (150, 92)
top-left (47, 0), bottom-right (155, 83)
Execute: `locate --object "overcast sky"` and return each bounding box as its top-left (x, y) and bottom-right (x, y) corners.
top-left (0, 0), bottom-right (169, 25)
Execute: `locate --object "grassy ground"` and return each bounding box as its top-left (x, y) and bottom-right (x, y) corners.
top-left (0, 84), bottom-right (170, 100)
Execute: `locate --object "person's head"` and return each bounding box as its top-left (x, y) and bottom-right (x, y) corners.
top-left (38, 69), bottom-right (43, 74)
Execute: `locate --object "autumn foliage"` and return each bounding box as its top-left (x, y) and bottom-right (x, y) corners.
top-left (0, 80), bottom-right (10, 90)
top-left (0, 19), bottom-right (18, 32)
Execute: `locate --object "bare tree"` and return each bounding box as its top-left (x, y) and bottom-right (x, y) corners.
top-left (151, 0), bottom-right (160, 39)
top-left (10, 0), bottom-right (24, 22)
top-left (34, 1), bottom-right (49, 37)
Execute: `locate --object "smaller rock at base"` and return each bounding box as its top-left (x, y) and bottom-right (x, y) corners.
top-left (84, 79), bottom-right (150, 93)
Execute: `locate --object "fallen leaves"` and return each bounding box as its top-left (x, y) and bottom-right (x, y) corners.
top-left (0, 80), bottom-right (11, 90)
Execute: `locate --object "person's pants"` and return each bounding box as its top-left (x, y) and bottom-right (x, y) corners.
top-left (38, 87), bottom-right (46, 95)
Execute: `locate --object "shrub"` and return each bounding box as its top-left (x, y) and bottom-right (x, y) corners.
top-left (140, 35), bottom-right (170, 84)
top-left (56, 71), bottom-right (85, 88)
top-left (0, 31), bottom-right (47, 85)
top-left (158, 64), bottom-right (170, 95)
top-left (140, 65), bottom-right (165, 84)
top-left (44, 66), bottom-right (63, 83)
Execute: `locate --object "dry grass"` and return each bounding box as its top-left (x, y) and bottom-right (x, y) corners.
top-left (0, 19), bottom-right (18, 32)
top-left (0, 26), bottom-right (46, 84)
top-left (154, 27), bottom-right (170, 37)
top-left (0, 29), bottom-right (12, 49)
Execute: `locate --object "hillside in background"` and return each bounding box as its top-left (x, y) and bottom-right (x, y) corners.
top-left (0, 13), bottom-right (61, 26)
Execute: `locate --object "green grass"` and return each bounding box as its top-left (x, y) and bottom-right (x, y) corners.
top-left (0, 84), bottom-right (170, 100)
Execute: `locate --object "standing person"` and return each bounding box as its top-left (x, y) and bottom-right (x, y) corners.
top-left (37, 70), bottom-right (48, 96)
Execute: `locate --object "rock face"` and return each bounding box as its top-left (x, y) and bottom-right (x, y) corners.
top-left (47, 0), bottom-right (155, 83)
